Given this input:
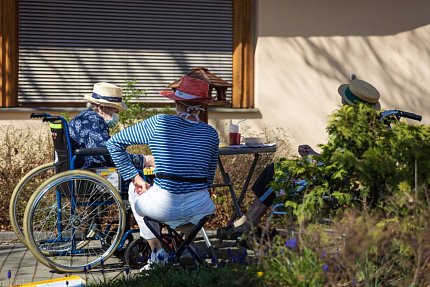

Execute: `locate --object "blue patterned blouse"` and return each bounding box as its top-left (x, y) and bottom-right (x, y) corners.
top-left (69, 109), bottom-right (145, 169)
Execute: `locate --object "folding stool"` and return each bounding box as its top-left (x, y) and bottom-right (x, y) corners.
top-left (143, 214), bottom-right (218, 267)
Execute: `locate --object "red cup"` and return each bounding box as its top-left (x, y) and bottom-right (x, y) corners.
top-left (229, 132), bottom-right (241, 145)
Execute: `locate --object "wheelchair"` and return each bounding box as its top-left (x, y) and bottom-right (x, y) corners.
top-left (13, 113), bottom-right (133, 273)
top-left (17, 113), bottom-right (216, 273)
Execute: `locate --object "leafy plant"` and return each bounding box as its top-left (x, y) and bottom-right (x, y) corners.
top-left (272, 103), bottom-right (430, 221)
top-left (265, 103), bottom-right (430, 286)
top-left (263, 236), bottom-right (327, 286)
top-left (116, 80), bottom-right (171, 129)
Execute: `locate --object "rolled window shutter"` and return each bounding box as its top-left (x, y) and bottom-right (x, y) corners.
top-left (19, 0), bottom-right (232, 104)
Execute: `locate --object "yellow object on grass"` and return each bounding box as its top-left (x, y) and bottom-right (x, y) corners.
top-left (14, 275), bottom-right (85, 287)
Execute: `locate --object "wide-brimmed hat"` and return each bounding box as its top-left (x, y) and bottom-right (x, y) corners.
top-left (84, 82), bottom-right (128, 111)
top-left (160, 75), bottom-right (213, 103)
top-left (338, 79), bottom-right (381, 110)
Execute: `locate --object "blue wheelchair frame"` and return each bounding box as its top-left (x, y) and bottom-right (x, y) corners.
top-left (30, 113), bottom-right (139, 256)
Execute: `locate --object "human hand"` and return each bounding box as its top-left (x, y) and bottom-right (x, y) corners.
top-left (298, 144), bottom-right (320, 157)
top-left (132, 174), bottom-right (150, 195)
top-left (144, 155), bottom-right (156, 168)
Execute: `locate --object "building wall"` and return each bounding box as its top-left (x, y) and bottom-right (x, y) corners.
top-left (248, 0), bottom-right (430, 151)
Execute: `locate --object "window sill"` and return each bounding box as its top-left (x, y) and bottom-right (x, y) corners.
top-left (0, 106), bottom-right (262, 120)
top-left (208, 107), bottom-right (262, 119)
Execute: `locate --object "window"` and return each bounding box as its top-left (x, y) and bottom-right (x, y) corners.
top-left (19, 0), bottom-right (232, 105)
top-left (0, 0), bottom-right (253, 108)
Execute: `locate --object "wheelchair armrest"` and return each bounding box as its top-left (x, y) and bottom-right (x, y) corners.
top-left (74, 147), bottom-right (110, 156)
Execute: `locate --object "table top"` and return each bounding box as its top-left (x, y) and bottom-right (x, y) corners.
top-left (218, 143), bottom-right (277, 155)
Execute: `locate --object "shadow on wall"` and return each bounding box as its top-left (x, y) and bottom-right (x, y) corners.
top-left (257, 28), bottom-right (430, 121)
top-left (254, 0), bottom-right (430, 149)
top-left (258, 0), bottom-right (430, 37)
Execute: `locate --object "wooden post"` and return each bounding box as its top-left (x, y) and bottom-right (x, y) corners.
top-left (233, 0), bottom-right (254, 108)
top-left (0, 0), bottom-right (19, 107)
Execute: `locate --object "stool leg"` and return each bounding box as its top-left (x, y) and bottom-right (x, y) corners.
top-left (201, 227), bottom-right (218, 266)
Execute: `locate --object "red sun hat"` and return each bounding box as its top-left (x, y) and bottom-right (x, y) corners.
top-left (160, 75), bottom-right (213, 103)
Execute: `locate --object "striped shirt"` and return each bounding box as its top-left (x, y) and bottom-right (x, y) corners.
top-left (106, 114), bottom-right (219, 194)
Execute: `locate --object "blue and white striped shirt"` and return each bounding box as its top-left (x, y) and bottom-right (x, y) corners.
top-left (106, 114), bottom-right (219, 194)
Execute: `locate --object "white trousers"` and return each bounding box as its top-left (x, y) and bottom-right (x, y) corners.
top-left (128, 183), bottom-right (215, 239)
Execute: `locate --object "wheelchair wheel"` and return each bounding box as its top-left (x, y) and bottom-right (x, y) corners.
top-left (9, 162), bottom-right (56, 245)
top-left (124, 237), bottom-right (151, 269)
top-left (23, 170), bottom-right (126, 273)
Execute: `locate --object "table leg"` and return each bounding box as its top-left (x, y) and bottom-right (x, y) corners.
top-left (237, 153), bottom-right (260, 207)
top-left (216, 156), bottom-right (243, 220)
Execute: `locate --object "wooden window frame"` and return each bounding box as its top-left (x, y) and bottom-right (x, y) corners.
top-left (0, 0), bottom-right (254, 109)
top-left (0, 0), bottom-right (19, 107)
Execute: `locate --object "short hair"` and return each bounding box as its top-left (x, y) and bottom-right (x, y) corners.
top-left (86, 101), bottom-right (98, 111)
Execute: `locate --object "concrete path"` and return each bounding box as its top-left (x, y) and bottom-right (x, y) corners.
top-left (0, 233), bottom-right (138, 286)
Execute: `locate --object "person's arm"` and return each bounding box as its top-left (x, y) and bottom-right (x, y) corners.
top-left (131, 173), bottom-right (151, 195)
top-left (106, 115), bottom-right (158, 181)
top-left (144, 155), bottom-right (155, 167)
top-left (207, 131), bottom-right (219, 186)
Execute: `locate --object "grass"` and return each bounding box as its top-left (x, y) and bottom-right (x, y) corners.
top-left (88, 264), bottom-right (263, 287)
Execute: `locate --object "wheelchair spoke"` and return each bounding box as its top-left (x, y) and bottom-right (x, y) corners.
top-left (24, 170), bottom-right (125, 273)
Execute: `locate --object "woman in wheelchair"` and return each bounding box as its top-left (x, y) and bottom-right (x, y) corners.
top-left (69, 82), bottom-right (155, 169)
top-left (106, 76), bottom-right (218, 270)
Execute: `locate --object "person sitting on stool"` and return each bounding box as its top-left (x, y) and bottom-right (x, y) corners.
top-left (107, 75), bottom-right (219, 270)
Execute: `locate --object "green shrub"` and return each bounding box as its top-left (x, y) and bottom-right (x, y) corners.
top-left (118, 79), bottom-right (171, 128)
top-left (272, 104), bottom-right (430, 222)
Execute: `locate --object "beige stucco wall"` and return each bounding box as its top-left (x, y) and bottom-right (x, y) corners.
top-left (0, 109), bottom-right (79, 129)
top-left (247, 0), bottom-right (430, 151)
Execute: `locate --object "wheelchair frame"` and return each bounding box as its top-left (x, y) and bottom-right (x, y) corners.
top-left (15, 113), bottom-right (138, 272)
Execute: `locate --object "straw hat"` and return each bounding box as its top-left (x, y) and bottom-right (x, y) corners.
top-left (160, 75), bottom-right (213, 103)
top-left (338, 79), bottom-right (381, 110)
top-left (84, 82), bottom-right (128, 111)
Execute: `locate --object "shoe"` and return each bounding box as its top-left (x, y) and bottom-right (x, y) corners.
top-left (139, 248), bottom-right (169, 272)
top-left (217, 224), bottom-right (251, 240)
top-left (234, 221), bottom-right (251, 233)
top-left (139, 260), bottom-right (154, 272)
top-left (217, 225), bottom-right (240, 240)
top-left (178, 246), bottom-right (197, 267)
top-left (218, 214), bottom-right (252, 238)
